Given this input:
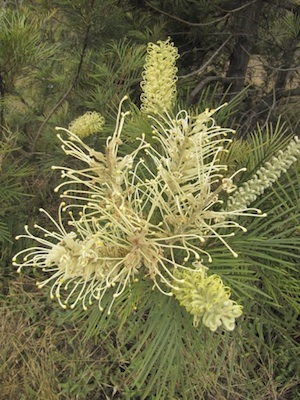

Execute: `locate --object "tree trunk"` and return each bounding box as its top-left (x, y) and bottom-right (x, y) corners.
top-left (273, 23), bottom-right (300, 92)
top-left (225, 0), bottom-right (263, 100)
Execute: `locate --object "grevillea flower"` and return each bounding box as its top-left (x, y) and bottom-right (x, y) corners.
top-left (143, 108), bottom-right (262, 259)
top-left (173, 263), bottom-right (243, 331)
top-left (13, 94), bottom-right (264, 322)
top-left (53, 97), bottom-right (141, 200)
top-left (13, 202), bottom-right (151, 313)
top-left (68, 111), bottom-right (105, 138)
top-left (226, 135), bottom-right (300, 212)
top-left (13, 97), bottom-right (257, 315)
top-left (140, 38), bottom-right (179, 113)
top-left (13, 204), bottom-right (127, 311)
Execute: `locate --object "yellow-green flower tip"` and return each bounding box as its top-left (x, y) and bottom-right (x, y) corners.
top-left (173, 267), bottom-right (243, 331)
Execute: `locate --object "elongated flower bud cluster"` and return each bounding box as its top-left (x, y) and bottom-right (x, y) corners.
top-left (227, 136), bottom-right (300, 211)
top-left (140, 38), bottom-right (179, 113)
top-left (68, 111), bottom-right (105, 138)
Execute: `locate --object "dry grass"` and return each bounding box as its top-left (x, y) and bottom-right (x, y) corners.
top-left (0, 281), bottom-right (60, 399)
top-left (0, 277), bottom-right (115, 400)
top-left (1, 276), bottom-right (299, 400)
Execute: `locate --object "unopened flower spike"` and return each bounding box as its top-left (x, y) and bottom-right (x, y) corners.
top-left (227, 136), bottom-right (300, 212)
top-left (140, 38), bottom-right (179, 113)
top-left (68, 111), bottom-right (105, 138)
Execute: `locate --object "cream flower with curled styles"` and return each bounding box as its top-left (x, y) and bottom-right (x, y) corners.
top-left (13, 203), bottom-right (136, 313)
top-left (13, 97), bottom-right (262, 319)
top-left (143, 107), bottom-right (257, 260)
top-left (52, 96), bottom-right (149, 204)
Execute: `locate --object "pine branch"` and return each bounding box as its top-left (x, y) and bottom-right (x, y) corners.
top-left (263, 0), bottom-right (300, 13)
top-left (179, 35), bottom-right (232, 79)
top-left (188, 76), bottom-right (242, 104)
top-left (30, 2), bottom-right (95, 154)
top-left (145, 0), bottom-right (259, 27)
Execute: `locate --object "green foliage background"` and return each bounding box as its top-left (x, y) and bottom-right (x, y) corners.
top-left (0, 0), bottom-right (299, 399)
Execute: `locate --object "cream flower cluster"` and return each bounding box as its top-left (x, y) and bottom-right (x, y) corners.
top-left (14, 204), bottom-right (140, 313)
top-left (68, 111), bottom-right (105, 138)
top-left (140, 38), bottom-right (179, 113)
top-left (173, 263), bottom-right (243, 331)
top-left (227, 136), bottom-right (300, 212)
top-left (13, 96), bottom-right (254, 316)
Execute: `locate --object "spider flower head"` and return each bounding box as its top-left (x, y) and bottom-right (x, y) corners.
top-left (173, 263), bottom-right (243, 331)
top-left (142, 107), bottom-right (260, 259)
top-left (68, 111), bottom-right (105, 138)
top-left (140, 38), bottom-right (179, 113)
top-left (13, 203), bottom-right (146, 313)
top-left (13, 98), bottom-right (263, 318)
